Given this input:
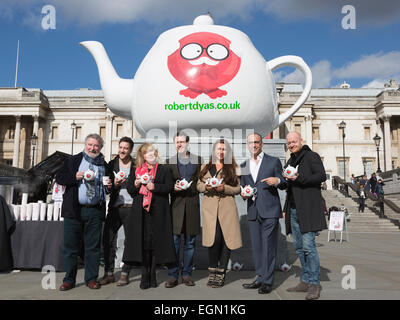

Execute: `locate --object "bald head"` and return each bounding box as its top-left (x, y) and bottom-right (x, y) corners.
top-left (286, 131), bottom-right (303, 154)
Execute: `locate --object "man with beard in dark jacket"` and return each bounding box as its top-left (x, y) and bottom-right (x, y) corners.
top-left (283, 131), bottom-right (327, 300)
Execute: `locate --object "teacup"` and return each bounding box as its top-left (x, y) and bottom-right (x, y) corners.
top-left (176, 178), bottom-right (193, 190)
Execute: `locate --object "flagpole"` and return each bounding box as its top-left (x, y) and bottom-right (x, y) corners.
top-left (14, 40), bottom-right (20, 88)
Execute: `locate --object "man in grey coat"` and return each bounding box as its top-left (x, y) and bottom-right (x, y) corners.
top-left (283, 131), bottom-right (327, 300)
top-left (165, 131), bottom-right (202, 288)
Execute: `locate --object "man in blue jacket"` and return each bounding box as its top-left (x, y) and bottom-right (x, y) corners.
top-left (56, 133), bottom-right (110, 291)
top-left (240, 133), bottom-right (286, 294)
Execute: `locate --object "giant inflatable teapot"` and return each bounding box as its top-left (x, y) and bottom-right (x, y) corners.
top-left (81, 15), bottom-right (312, 137)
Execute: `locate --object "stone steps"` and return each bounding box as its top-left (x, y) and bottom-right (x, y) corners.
top-left (322, 190), bottom-right (400, 233)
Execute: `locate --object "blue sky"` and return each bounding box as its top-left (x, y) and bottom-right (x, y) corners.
top-left (0, 0), bottom-right (399, 90)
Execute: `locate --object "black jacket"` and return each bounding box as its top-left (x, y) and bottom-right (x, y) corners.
top-left (56, 152), bottom-right (110, 220)
top-left (122, 164), bottom-right (175, 264)
top-left (107, 156), bottom-right (136, 210)
top-left (283, 145), bottom-right (327, 234)
top-left (0, 195), bottom-right (15, 271)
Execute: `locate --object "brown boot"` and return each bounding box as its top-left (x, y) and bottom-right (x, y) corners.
top-left (116, 274), bottom-right (129, 286)
top-left (211, 268), bottom-right (226, 288)
top-left (305, 284), bottom-right (322, 300)
top-left (99, 274), bottom-right (114, 285)
top-left (287, 281), bottom-right (309, 292)
top-left (207, 268), bottom-right (217, 287)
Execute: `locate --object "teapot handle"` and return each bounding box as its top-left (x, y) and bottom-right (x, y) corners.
top-left (267, 55), bottom-right (312, 125)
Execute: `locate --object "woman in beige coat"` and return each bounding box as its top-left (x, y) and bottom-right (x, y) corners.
top-left (197, 139), bottom-right (242, 288)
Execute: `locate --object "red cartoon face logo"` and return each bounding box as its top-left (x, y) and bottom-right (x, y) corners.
top-left (168, 32), bottom-right (241, 99)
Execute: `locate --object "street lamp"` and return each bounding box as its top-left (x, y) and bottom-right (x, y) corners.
top-left (71, 120), bottom-right (76, 155)
top-left (338, 121), bottom-right (346, 181)
top-left (31, 133), bottom-right (38, 167)
top-left (373, 133), bottom-right (382, 173)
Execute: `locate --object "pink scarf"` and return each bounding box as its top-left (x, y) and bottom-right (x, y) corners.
top-left (135, 162), bottom-right (158, 212)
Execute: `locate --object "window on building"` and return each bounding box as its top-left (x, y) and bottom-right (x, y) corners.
top-left (337, 159), bottom-right (349, 180)
top-left (116, 123), bottom-right (123, 137)
top-left (75, 126), bottom-right (82, 140)
top-left (364, 126), bottom-right (371, 140)
top-left (393, 158), bottom-right (398, 170)
top-left (312, 126), bottom-right (320, 140)
top-left (294, 124), bottom-right (301, 135)
top-left (51, 126), bottom-right (58, 140)
top-left (8, 126), bottom-right (15, 139)
top-left (392, 129), bottom-right (398, 141)
top-left (6, 159), bottom-right (12, 165)
top-left (99, 126), bottom-right (106, 139)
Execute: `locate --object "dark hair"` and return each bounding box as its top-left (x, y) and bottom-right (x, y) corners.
top-left (199, 139), bottom-right (238, 186)
top-left (119, 136), bottom-right (134, 150)
top-left (175, 131), bottom-right (189, 142)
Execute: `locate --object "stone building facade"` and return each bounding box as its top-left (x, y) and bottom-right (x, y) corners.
top-left (1, 81), bottom-right (400, 189)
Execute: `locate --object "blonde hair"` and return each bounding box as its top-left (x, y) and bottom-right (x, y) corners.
top-left (135, 143), bottom-right (161, 167)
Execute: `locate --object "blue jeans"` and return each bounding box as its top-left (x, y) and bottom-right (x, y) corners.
top-left (290, 209), bottom-right (320, 285)
top-left (168, 234), bottom-right (196, 279)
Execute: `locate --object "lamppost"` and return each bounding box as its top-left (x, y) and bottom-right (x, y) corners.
top-left (373, 133), bottom-right (382, 173)
top-left (338, 121), bottom-right (346, 181)
top-left (31, 133), bottom-right (38, 167)
top-left (71, 120), bottom-right (76, 155)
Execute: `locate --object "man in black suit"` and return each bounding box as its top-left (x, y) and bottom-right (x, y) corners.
top-left (56, 133), bottom-right (111, 291)
top-left (165, 131), bottom-right (202, 288)
top-left (240, 133), bottom-right (286, 294)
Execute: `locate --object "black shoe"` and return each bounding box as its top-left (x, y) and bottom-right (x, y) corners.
top-left (258, 284), bottom-right (272, 294)
top-left (140, 271), bottom-right (150, 290)
top-left (150, 272), bottom-right (158, 288)
top-left (242, 280), bottom-right (262, 289)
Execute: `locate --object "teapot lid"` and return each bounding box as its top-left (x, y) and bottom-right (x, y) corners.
top-left (193, 14), bottom-right (214, 26)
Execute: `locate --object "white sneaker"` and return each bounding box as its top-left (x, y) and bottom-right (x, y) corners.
top-left (280, 263), bottom-right (292, 272)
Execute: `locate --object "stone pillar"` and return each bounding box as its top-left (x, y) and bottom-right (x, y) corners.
top-left (32, 115), bottom-right (39, 166)
top-left (304, 115), bottom-right (313, 149)
top-left (105, 114), bottom-right (113, 162)
top-left (12, 115), bottom-right (21, 167)
top-left (382, 116), bottom-right (392, 172)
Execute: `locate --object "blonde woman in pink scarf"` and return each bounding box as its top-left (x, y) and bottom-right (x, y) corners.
top-left (122, 143), bottom-right (176, 289)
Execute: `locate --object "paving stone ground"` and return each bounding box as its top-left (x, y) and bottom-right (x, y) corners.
top-left (1, 230), bottom-right (400, 301)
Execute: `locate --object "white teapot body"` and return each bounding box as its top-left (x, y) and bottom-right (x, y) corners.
top-left (176, 178), bottom-right (193, 190)
top-left (84, 169), bottom-right (97, 181)
top-left (241, 185), bottom-right (257, 197)
top-left (283, 165), bottom-right (299, 177)
top-left (113, 170), bottom-right (126, 180)
top-left (137, 172), bottom-right (151, 184)
top-left (206, 177), bottom-right (224, 188)
top-left (81, 15), bottom-right (312, 138)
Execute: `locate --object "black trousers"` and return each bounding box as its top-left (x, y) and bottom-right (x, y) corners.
top-left (208, 218), bottom-right (231, 270)
top-left (102, 207), bottom-right (132, 274)
top-left (358, 198), bottom-right (365, 212)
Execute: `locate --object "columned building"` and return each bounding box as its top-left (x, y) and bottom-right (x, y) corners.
top-left (1, 81), bottom-right (400, 189)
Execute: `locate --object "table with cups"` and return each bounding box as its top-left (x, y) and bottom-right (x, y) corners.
top-left (9, 201), bottom-right (64, 271)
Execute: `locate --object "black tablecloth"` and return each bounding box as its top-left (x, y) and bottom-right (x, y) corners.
top-left (11, 221), bottom-right (64, 272)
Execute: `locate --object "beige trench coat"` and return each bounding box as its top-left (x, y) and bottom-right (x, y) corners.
top-left (197, 165), bottom-right (242, 250)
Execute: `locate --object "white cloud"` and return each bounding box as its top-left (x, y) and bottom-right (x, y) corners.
top-left (1, 0), bottom-right (399, 26)
top-left (274, 52), bottom-right (400, 88)
top-left (333, 51), bottom-right (400, 79)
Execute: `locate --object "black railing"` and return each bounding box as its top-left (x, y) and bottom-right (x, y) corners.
top-left (332, 175), bottom-right (400, 217)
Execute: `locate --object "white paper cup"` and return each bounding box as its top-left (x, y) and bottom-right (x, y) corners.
top-left (53, 202), bottom-right (60, 221)
top-left (20, 205), bottom-right (27, 221)
top-left (13, 205), bottom-right (21, 221)
top-left (32, 203), bottom-right (40, 221)
top-left (47, 203), bottom-right (53, 221)
top-left (40, 203), bottom-right (47, 221)
top-left (26, 203), bottom-right (33, 221)
top-left (103, 176), bottom-right (110, 186)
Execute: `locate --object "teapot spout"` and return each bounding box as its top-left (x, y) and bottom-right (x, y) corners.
top-left (80, 41), bottom-right (134, 119)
